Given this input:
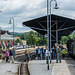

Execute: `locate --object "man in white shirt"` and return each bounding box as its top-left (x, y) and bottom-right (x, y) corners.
top-left (45, 48), bottom-right (50, 64)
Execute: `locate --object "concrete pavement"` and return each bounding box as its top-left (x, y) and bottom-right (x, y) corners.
top-left (28, 59), bottom-right (74, 75)
top-left (28, 60), bottom-right (53, 75)
top-left (52, 60), bottom-right (70, 75)
top-left (0, 60), bottom-right (20, 75)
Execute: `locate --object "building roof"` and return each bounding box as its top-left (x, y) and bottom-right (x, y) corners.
top-left (15, 37), bottom-right (20, 39)
top-left (1, 33), bottom-right (13, 40)
top-left (22, 14), bottom-right (75, 46)
top-left (1, 30), bottom-right (10, 35)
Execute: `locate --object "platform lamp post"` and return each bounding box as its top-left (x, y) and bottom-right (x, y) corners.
top-left (0, 27), bottom-right (1, 44)
top-left (0, 11), bottom-right (2, 44)
top-left (47, 0), bottom-right (59, 70)
top-left (49, 0), bottom-right (59, 63)
top-left (9, 17), bottom-right (14, 49)
top-left (47, 0), bottom-right (49, 70)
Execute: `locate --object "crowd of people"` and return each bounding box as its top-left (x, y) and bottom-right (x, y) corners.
top-left (36, 45), bottom-right (66, 63)
top-left (0, 41), bottom-right (14, 51)
top-left (0, 42), bottom-right (66, 63)
top-left (0, 42), bottom-right (15, 63)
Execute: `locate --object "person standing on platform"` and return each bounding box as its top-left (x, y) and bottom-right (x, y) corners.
top-left (56, 46), bottom-right (62, 63)
top-left (5, 49), bottom-right (9, 62)
top-left (6, 42), bottom-right (8, 49)
top-left (45, 47), bottom-right (50, 64)
top-left (9, 48), bottom-right (14, 63)
top-left (36, 47), bottom-right (39, 57)
top-left (12, 48), bottom-right (15, 60)
top-left (41, 47), bottom-right (45, 60)
top-left (52, 46), bottom-right (56, 59)
top-left (0, 44), bottom-right (2, 55)
top-left (36, 47), bottom-right (41, 60)
top-left (62, 48), bottom-right (66, 59)
top-left (36, 47), bottom-right (41, 59)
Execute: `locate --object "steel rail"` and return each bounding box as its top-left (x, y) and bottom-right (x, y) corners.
top-left (18, 51), bottom-right (36, 75)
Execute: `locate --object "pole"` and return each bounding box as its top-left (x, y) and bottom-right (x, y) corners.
top-left (9, 18), bottom-right (14, 49)
top-left (0, 27), bottom-right (1, 43)
top-left (47, 0), bottom-right (49, 70)
top-left (13, 18), bottom-right (14, 49)
top-left (50, 0), bottom-right (52, 63)
top-left (56, 20), bottom-right (58, 45)
top-left (49, 0), bottom-right (59, 63)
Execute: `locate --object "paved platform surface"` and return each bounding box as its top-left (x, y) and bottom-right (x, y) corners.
top-left (28, 58), bottom-right (75, 75)
top-left (52, 60), bottom-right (70, 75)
top-left (28, 60), bottom-right (53, 75)
top-left (0, 60), bottom-right (20, 75)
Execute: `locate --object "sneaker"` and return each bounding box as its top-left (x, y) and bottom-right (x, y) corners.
top-left (59, 62), bottom-right (61, 63)
top-left (12, 62), bottom-right (14, 63)
top-left (56, 62), bottom-right (58, 63)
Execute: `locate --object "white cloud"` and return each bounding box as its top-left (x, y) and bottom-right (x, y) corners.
top-left (0, 0), bottom-right (26, 11)
top-left (0, 23), bottom-right (11, 28)
top-left (15, 29), bottom-right (31, 33)
top-left (16, 25), bottom-right (23, 27)
top-left (0, 0), bottom-right (75, 33)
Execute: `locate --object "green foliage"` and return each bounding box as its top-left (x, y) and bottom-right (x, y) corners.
top-left (25, 30), bottom-right (38, 45)
top-left (10, 32), bottom-right (24, 37)
top-left (20, 34), bottom-right (25, 40)
top-left (60, 36), bottom-right (69, 44)
top-left (60, 32), bottom-right (75, 44)
top-left (37, 35), bottom-right (47, 45)
top-left (10, 31), bottom-right (75, 46)
top-left (25, 31), bottom-right (47, 45)
top-left (35, 32), bottom-right (42, 38)
top-left (11, 31), bottom-right (47, 45)
top-left (15, 38), bottom-right (22, 43)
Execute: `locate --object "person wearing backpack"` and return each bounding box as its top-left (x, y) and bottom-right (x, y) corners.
top-left (37, 47), bottom-right (41, 60)
top-left (36, 47), bottom-right (39, 57)
top-left (41, 47), bottom-right (45, 60)
top-left (9, 48), bottom-right (14, 63)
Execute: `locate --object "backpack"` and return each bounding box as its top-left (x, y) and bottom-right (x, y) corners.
top-left (9, 50), bottom-right (13, 56)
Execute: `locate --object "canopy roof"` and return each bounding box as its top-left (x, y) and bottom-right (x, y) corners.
top-left (23, 14), bottom-right (75, 45)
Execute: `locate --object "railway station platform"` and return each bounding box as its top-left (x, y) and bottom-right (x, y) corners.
top-left (0, 60), bottom-right (20, 75)
top-left (28, 57), bottom-right (75, 75)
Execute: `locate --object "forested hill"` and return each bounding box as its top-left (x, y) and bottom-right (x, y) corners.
top-left (10, 32), bottom-right (28, 36)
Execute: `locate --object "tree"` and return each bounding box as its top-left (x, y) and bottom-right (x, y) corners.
top-left (20, 34), bottom-right (25, 40)
top-left (25, 30), bottom-right (38, 45)
top-left (37, 35), bottom-right (47, 45)
top-left (13, 31), bottom-right (47, 46)
top-left (60, 33), bottom-right (75, 44)
top-left (35, 32), bottom-right (42, 38)
top-left (60, 36), bottom-right (69, 44)
top-left (15, 38), bottom-right (22, 43)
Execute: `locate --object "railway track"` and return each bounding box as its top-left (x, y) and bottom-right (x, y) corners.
top-left (18, 51), bottom-right (36, 75)
top-left (15, 48), bottom-right (36, 58)
top-left (18, 61), bottom-right (30, 75)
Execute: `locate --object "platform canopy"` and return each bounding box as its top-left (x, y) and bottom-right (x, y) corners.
top-left (22, 14), bottom-right (75, 45)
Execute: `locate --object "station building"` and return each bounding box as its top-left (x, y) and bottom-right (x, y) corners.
top-left (0, 30), bottom-right (14, 45)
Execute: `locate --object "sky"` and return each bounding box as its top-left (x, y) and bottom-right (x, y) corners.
top-left (0, 0), bottom-right (75, 33)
